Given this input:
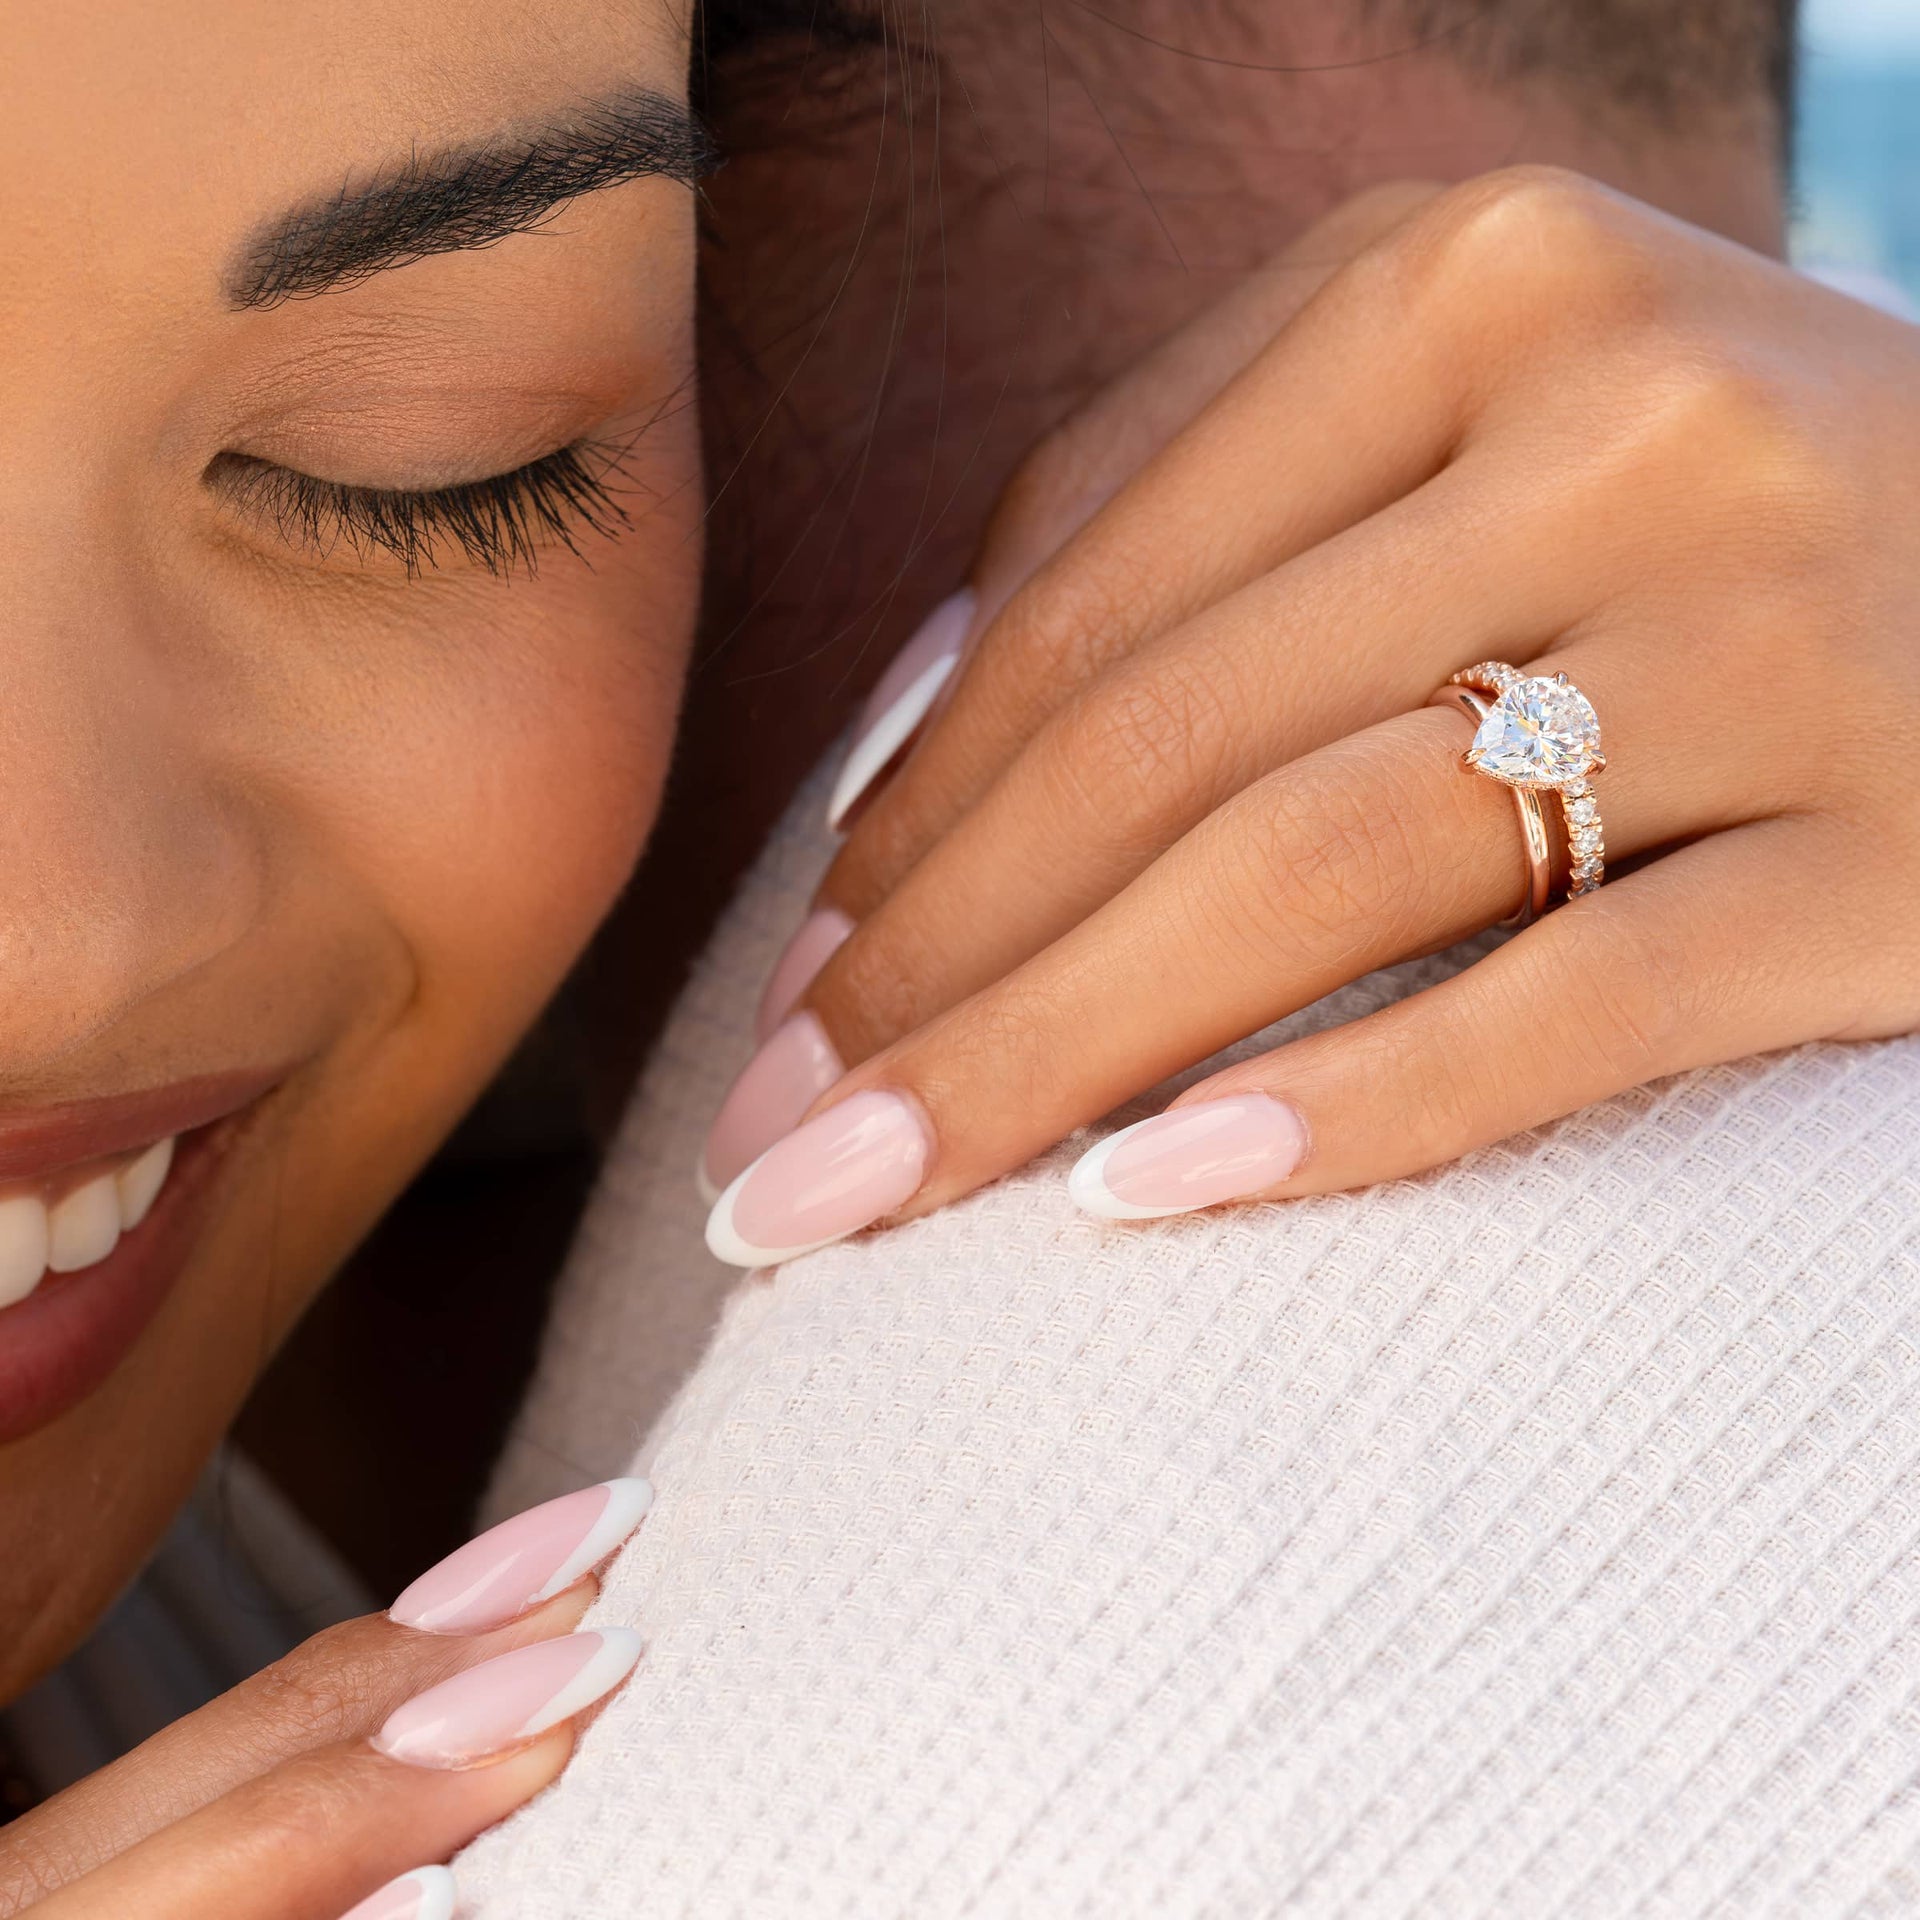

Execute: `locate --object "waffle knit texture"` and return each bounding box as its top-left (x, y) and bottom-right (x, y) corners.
top-left (464, 765), bottom-right (1920, 1918)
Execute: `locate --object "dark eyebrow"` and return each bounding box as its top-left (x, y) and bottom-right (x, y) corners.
top-left (226, 88), bottom-right (713, 310)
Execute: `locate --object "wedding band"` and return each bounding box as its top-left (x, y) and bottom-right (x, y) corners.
top-left (1426, 683), bottom-right (1552, 927)
top-left (1447, 660), bottom-right (1608, 900)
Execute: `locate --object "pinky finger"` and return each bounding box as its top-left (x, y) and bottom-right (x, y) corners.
top-left (1070, 819), bottom-right (1855, 1219)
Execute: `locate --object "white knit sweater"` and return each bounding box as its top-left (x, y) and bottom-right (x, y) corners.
top-left (462, 767), bottom-right (1920, 1918)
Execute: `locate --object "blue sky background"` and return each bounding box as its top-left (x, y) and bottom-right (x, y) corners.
top-left (1795, 0), bottom-right (1920, 301)
top-left (1803, 0), bottom-right (1920, 56)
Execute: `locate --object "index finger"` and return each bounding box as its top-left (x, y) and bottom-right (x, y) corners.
top-left (1, 1476), bottom-right (651, 1901)
top-left (0, 1594), bottom-right (590, 1909)
top-left (961, 179), bottom-right (1444, 618)
top-left (32, 1626), bottom-right (646, 1920)
top-left (30, 1731), bottom-right (571, 1920)
top-left (819, 181), bottom-right (1442, 846)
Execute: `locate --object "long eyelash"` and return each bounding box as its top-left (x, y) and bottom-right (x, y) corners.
top-left (211, 439), bottom-right (636, 578)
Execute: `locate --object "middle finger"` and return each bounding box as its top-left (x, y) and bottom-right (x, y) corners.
top-left (705, 639), bottom-right (1776, 1263)
top-left (810, 461), bottom-right (1620, 1063)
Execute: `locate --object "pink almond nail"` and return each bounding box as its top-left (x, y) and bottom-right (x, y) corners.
top-left (1068, 1094), bottom-right (1308, 1219)
top-left (700, 1013), bottom-right (845, 1199)
top-left (705, 1089), bottom-right (932, 1267)
top-left (337, 1866), bottom-right (457, 1920)
top-left (826, 590), bottom-right (974, 831)
top-left (372, 1629), bottom-right (642, 1769)
top-left (389, 1479), bottom-right (653, 1634)
top-left (755, 908), bottom-right (855, 1043)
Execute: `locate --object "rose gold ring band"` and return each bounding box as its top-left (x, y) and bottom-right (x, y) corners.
top-left (1426, 683), bottom-right (1552, 929)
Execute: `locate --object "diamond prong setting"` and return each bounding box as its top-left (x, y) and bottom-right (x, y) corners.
top-left (1450, 660), bottom-right (1608, 903)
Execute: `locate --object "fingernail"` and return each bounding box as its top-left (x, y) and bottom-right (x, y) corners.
top-left (372, 1628), bottom-right (643, 1769)
top-left (698, 1013), bottom-right (845, 1201)
top-left (338, 1865), bottom-right (457, 1920)
top-left (389, 1479), bottom-right (654, 1634)
top-left (1068, 1094), bottom-right (1309, 1220)
top-left (705, 1089), bottom-right (932, 1268)
top-left (826, 590), bottom-right (974, 831)
top-left (755, 908), bottom-right (856, 1043)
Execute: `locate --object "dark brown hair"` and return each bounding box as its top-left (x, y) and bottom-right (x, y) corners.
top-left (1383, 0), bottom-right (1799, 122)
top-left (699, 0), bottom-right (1801, 124)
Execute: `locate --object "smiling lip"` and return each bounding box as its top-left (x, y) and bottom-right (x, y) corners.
top-left (0, 1068), bottom-right (288, 1445)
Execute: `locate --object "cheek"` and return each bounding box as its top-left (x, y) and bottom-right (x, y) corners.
top-left (262, 429), bottom-right (704, 1119)
top-left (387, 560), bottom-right (698, 1039)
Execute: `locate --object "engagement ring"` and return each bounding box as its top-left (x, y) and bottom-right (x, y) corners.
top-left (1447, 660), bottom-right (1608, 902)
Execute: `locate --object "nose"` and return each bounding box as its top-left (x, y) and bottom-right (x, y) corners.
top-left (0, 534), bottom-right (265, 1079)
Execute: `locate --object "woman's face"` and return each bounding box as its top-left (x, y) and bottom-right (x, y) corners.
top-left (0, 0), bottom-right (701, 1691)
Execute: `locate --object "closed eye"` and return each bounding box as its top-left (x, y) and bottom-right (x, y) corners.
top-left (205, 438), bottom-right (637, 578)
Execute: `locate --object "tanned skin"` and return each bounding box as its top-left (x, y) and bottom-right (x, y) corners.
top-left (598, 0), bottom-right (1792, 1106)
top-left (246, 0), bottom-right (1798, 1582)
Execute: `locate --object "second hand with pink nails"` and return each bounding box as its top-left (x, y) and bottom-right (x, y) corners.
top-left (388, 1476), bottom-right (654, 1634)
top-left (331, 1478), bottom-right (656, 1920)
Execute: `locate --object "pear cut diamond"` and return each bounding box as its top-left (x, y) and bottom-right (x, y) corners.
top-left (1469, 676), bottom-right (1602, 789)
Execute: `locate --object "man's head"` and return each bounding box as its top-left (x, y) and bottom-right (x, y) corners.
top-left (1384, 0), bottom-right (1799, 140)
top-left (707, 0), bottom-right (1801, 140)
top-left (635, 0), bottom-right (1797, 1161)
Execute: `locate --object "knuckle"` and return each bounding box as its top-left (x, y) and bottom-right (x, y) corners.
top-left (1648, 358), bottom-right (1865, 579)
top-left (1408, 166), bottom-right (1640, 315)
top-left (818, 915), bottom-right (941, 1053)
top-left (1376, 1007), bottom-right (1507, 1161)
top-left (222, 1747), bottom-right (391, 1876)
top-left (991, 422), bottom-right (1102, 549)
top-left (1646, 350), bottom-right (1803, 474)
top-left (1230, 744), bottom-right (1420, 962)
top-left (248, 1618), bottom-right (409, 1749)
top-left (0, 1836), bottom-right (63, 1914)
top-left (1171, 829), bottom-right (1318, 1000)
top-left (824, 792), bottom-right (931, 914)
top-left (913, 980), bottom-right (1088, 1127)
top-left (1535, 900), bottom-right (1695, 1082)
top-left (973, 554), bottom-right (1143, 710)
top-left (1042, 658), bottom-right (1233, 852)
top-left (1534, 337), bottom-right (1866, 634)
top-left (1437, 163), bottom-right (1606, 243)
top-left (1493, 165), bottom-right (1626, 260)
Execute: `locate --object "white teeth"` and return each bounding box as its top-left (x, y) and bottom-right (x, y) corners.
top-left (47, 1175), bottom-right (121, 1275)
top-left (0, 1197), bottom-right (49, 1309)
top-left (0, 1133), bottom-right (178, 1308)
top-left (116, 1136), bottom-right (175, 1232)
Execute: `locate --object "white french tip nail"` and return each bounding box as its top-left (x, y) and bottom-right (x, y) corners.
top-left (116, 1135), bottom-right (175, 1232)
top-left (1067, 1123), bottom-right (1201, 1221)
top-left (702, 1157), bottom-right (844, 1269)
top-left (406, 1868), bottom-right (458, 1920)
top-left (826, 649), bottom-right (960, 832)
top-left (338, 1864), bottom-right (458, 1920)
top-left (529, 1478), bottom-right (656, 1605)
top-left (0, 1196), bottom-right (50, 1310)
top-left (47, 1174), bottom-right (121, 1274)
top-left (694, 1155), bottom-right (721, 1208)
top-left (520, 1626), bottom-right (644, 1739)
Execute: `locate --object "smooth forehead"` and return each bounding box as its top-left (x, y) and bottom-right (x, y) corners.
top-left (0, 0), bottom-right (692, 314)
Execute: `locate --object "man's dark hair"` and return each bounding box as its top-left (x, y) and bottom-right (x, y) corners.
top-left (700, 0), bottom-right (1802, 128)
top-left (1384, 0), bottom-right (1799, 122)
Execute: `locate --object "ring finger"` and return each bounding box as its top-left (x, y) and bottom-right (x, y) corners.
top-left (702, 643), bottom-right (1777, 1264)
top-left (804, 472), bottom-right (1604, 1069)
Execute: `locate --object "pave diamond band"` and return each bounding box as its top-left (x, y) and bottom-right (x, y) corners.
top-left (1447, 660), bottom-right (1608, 905)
